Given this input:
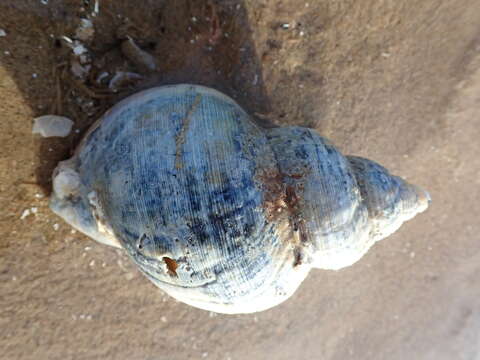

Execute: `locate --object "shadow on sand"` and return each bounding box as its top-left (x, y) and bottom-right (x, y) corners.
top-left (0, 0), bottom-right (273, 194)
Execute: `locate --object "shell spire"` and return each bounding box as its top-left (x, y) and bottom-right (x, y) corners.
top-left (347, 156), bottom-right (430, 242)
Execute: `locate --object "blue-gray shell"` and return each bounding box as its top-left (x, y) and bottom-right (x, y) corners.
top-left (50, 84), bottom-right (430, 313)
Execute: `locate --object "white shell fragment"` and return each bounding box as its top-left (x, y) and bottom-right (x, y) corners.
top-left (33, 115), bottom-right (74, 137)
top-left (50, 84), bottom-right (430, 314)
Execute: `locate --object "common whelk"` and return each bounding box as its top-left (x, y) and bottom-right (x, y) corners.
top-left (50, 84), bottom-right (430, 313)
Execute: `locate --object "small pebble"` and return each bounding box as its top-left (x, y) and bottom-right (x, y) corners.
top-left (32, 73), bottom-right (38, 78)
top-left (20, 209), bottom-right (31, 220)
top-left (93, 0), bottom-right (99, 16)
top-left (73, 43), bottom-right (88, 56)
top-left (125, 273), bottom-right (135, 280)
top-left (75, 19), bottom-right (94, 42)
top-left (0, 29), bottom-right (6, 37)
top-left (89, 260), bottom-right (95, 267)
top-left (40, 0), bottom-right (49, 4)
top-left (4, 51), bottom-right (10, 55)
top-left (53, 223), bottom-right (60, 231)
top-left (30, 207), bottom-right (38, 214)
top-left (32, 115), bottom-right (74, 137)
top-left (281, 23), bottom-right (290, 29)
top-left (409, 251), bottom-right (415, 259)
top-left (161, 316), bottom-right (167, 323)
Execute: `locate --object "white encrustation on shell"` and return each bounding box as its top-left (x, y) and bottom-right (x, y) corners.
top-left (33, 115), bottom-right (74, 137)
top-left (50, 84), bottom-right (430, 314)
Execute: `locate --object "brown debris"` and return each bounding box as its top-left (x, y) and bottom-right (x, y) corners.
top-left (163, 257), bottom-right (179, 277)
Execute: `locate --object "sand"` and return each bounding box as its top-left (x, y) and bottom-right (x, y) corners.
top-left (1, 1), bottom-right (479, 359)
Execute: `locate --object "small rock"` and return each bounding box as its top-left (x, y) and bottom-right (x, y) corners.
top-left (75, 19), bottom-right (94, 42)
top-left (73, 43), bottom-right (88, 56)
top-left (20, 209), bottom-right (31, 220)
top-left (53, 223), bottom-right (60, 231)
top-left (125, 272), bottom-right (135, 280)
top-left (93, 0), bottom-right (99, 16)
top-left (161, 316), bottom-right (167, 323)
top-left (33, 115), bottom-right (74, 137)
top-left (0, 29), bottom-right (6, 37)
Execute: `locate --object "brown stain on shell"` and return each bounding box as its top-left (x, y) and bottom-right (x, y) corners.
top-left (256, 168), bottom-right (310, 267)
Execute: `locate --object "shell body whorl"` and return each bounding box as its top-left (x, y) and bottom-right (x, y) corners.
top-left (50, 84), bottom-right (429, 313)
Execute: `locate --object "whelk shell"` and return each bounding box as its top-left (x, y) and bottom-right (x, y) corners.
top-left (50, 84), bottom-right (430, 313)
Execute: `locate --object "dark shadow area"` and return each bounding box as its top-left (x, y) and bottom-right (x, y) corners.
top-left (0, 0), bottom-right (273, 194)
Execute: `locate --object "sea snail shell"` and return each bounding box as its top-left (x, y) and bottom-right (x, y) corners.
top-left (50, 84), bottom-right (430, 314)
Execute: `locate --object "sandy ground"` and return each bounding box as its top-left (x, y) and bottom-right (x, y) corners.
top-left (1, 1), bottom-right (480, 359)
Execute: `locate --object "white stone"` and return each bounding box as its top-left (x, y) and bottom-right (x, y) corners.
top-left (33, 115), bottom-right (74, 137)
